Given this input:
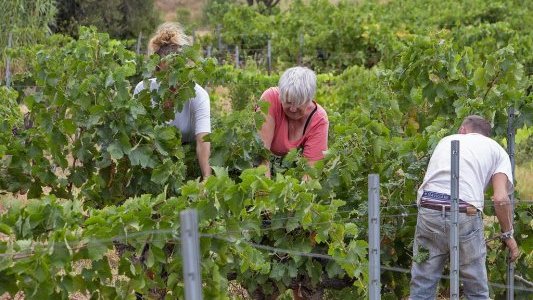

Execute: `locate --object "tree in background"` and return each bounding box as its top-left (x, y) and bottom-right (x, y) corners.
top-left (246, 0), bottom-right (281, 9)
top-left (53, 0), bottom-right (160, 40)
top-left (246, 0), bottom-right (281, 14)
top-left (0, 0), bottom-right (57, 80)
top-left (204, 0), bottom-right (237, 25)
top-left (205, 0), bottom-right (281, 24)
top-left (0, 0), bottom-right (56, 44)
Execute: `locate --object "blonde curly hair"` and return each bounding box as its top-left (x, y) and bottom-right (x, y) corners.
top-left (148, 22), bottom-right (192, 56)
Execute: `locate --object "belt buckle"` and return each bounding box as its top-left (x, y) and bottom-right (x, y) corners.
top-left (466, 206), bottom-right (477, 216)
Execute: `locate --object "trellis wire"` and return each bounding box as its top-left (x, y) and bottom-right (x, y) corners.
top-left (1, 48), bottom-right (528, 297)
top-left (1, 220), bottom-right (531, 295)
top-left (201, 234), bottom-right (533, 293)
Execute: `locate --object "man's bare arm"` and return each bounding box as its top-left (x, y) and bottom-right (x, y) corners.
top-left (195, 133), bottom-right (211, 179)
top-left (492, 172), bottom-right (519, 262)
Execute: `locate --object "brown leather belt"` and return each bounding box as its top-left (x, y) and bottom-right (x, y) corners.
top-left (420, 202), bottom-right (478, 216)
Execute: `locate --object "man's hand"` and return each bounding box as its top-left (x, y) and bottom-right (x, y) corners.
top-left (504, 237), bottom-right (519, 262)
top-left (302, 173), bottom-right (311, 182)
top-left (261, 160), bottom-right (271, 179)
top-left (195, 133), bottom-right (211, 180)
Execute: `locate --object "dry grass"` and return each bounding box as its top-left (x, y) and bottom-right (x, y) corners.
top-left (0, 292), bottom-right (24, 300)
top-left (154, 0), bottom-right (208, 22)
top-left (152, 0), bottom-right (366, 24)
top-left (211, 85), bottom-right (233, 113)
top-left (516, 161), bottom-right (533, 200)
top-left (228, 281), bottom-right (251, 299)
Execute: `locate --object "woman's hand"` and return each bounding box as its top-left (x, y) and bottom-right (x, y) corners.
top-left (260, 160), bottom-right (271, 179)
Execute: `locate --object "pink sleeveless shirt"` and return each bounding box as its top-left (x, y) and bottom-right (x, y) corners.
top-left (261, 87), bottom-right (329, 162)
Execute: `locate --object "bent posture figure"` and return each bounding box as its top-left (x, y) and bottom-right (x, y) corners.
top-left (134, 22), bottom-right (211, 179)
top-left (410, 115), bottom-right (519, 300)
top-left (259, 66), bottom-right (329, 178)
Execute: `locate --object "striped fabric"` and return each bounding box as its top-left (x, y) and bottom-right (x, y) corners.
top-left (420, 190), bottom-right (471, 209)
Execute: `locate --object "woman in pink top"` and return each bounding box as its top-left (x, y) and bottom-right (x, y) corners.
top-left (259, 67), bottom-right (329, 177)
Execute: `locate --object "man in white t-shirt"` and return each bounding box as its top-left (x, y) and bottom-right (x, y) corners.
top-left (410, 115), bottom-right (519, 299)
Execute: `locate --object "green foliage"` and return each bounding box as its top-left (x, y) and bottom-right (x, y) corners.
top-left (0, 27), bottom-right (215, 206)
top-left (388, 33), bottom-right (531, 137)
top-left (246, 0), bottom-right (282, 13)
top-left (206, 0), bottom-right (532, 76)
top-left (516, 127), bottom-right (533, 165)
top-left (199, 1), bottom-right (532, 294)
top-left (208, 99), bottom-right (271, 174)
top-left (0, 87), bottom-right (22, 130)
top-left (0, 170), bottom-right (368, 298)
top-left (212, 64), bottom-right (279, 111)
top-left (204, 0), bottom-right (238, 26)
top-left (211, 0), bottom-right (390, 73)
top-left (220, 4), bottom-right (274, 58)
top-left (53, 0), bottom-right (160, 40)
top-left (0, 0), bottom-right (57, 76)
top-left (1, 0), bottom-right (532, 298)
top-left (0, 87), bottom-right (23, 168)
top-left (176, 8), bottom-right (193, 30)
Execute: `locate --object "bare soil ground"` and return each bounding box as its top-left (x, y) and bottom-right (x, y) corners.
top-left (155, 0), bottom-right (208, 22)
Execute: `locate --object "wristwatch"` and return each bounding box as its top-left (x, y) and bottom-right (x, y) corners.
top-left (500, 229), bottom-right (514, 241)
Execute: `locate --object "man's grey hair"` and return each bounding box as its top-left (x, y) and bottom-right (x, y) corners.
top-left (278, 67), bottom-right (317, 106)
top-left (462, 115), bottom-right (492, 137)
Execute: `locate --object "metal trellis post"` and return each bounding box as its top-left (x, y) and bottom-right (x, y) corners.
top-left (216, 24), bottom-right (222, 50)
top-left (506, 107), bottom-right (516, 300)
top-left (267, 39), bottom-right (272, 75)
top-left (136, 32), bottom-right (142, 55)
top-left (368, 174), bottom-right (381, 300)
top-left (5, 32), bottom-right (12, 88)
top-left (180, 209), bottom-right (203, 300)
top-left (298, 32), bottom-right (304, 65)
top-left (235, 45), bottom-right (239, 69)
top-left (450, 140), bottom-right (460, 300)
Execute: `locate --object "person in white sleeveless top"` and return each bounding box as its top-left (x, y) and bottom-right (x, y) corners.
top-left (134, 22), bottom-right (211, 179)
top-left (410, 115), bottom-right (519, 299)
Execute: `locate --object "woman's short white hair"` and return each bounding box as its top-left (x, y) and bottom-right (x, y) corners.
top-left (278, 67), bottom-right (317, 106)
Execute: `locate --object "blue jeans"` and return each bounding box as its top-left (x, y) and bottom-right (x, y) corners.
top-left (410, 207), bottom-right (489, 300)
